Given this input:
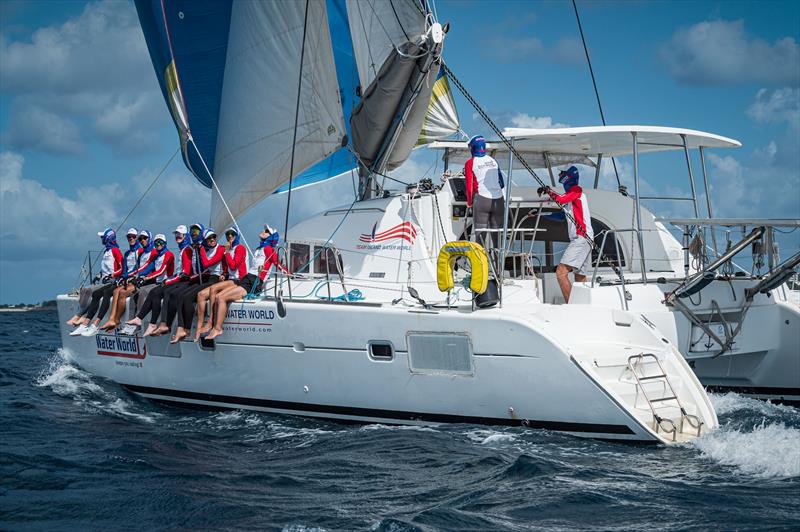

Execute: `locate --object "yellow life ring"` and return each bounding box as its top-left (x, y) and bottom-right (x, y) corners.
top-left (437, 241), bottom-right (489, 294)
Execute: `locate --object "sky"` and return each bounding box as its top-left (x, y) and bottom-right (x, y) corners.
top-left (1, 0), bottom-right (798, 304)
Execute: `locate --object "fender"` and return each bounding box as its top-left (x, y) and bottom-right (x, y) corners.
top-left (437, 241), bottom-right (489, 294)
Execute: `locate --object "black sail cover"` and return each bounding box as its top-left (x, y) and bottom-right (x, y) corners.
top-left (350, 42), bottom-right (440, 171)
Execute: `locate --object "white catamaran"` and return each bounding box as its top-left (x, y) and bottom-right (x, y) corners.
top-left (433, 126), bottom-right (800, 406)
top-left (56, 0), bottom-right (729, 443)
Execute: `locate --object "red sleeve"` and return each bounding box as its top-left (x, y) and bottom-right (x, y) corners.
top-left (464, 158), bottom-right (477, 207)
top-left (133, 249), bottom-right (156, 275)
top-left (182, 247), bottom-right (193, 276)
top-left (549, 187), bottom-right (582, 205)
top-left (258, 246), bottom-right (288, 281)
top-left (144, 251), bottom-right (174, 280)
top-left (111, 247), bottom-right (124, 278)
top-left (199, 245), bottom-right (224, 269)
top-left (234, 245), bottom-right (247, 279)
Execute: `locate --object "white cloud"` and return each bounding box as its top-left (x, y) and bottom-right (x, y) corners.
top-left (509, 113), bottom-right (569, 129)
top-left (659, 20), bottom-right (800, 86)
top-left (747, 88), bottom-right (799, 129)
top-left (0, 150), bottom-right (211, 263)
top-left (3, 104), bottom-right (84, 155)
top-left (0, 1), bottom-right (168, 156)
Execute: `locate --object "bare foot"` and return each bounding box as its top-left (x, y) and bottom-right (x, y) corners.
top-left (194, 323), bottom-right (213, 341)
top-left (153, 324), bottom-right (170, 336)
top-left (170, 328), bottom-right (188, 344)
top-left (100, 321), bottom-right (117, 331)
top-left (66, 316), bottom-right (80, 326)
top-left (205, 328), bottom-right (223, 340)
top-left (143, 324), bottom-right (158, 337)
top-left (126, 317), bottom-right (142, 326)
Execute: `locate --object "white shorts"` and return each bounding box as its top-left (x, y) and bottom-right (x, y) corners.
top-left (561, 239), bottom-right (592, 276)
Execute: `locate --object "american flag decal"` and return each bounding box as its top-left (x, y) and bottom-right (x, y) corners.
top-left (359, 222), bottom-right (417, 244)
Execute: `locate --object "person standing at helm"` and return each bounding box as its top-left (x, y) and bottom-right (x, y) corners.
top-left (464, 135), bottom-right (505, 249)
top-left (538, 165), bottom-right (594, 303)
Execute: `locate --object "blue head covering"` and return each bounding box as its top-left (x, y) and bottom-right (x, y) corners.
top-left (468, 135), bottom-right (486, 157)
top-left (225, 226), bottom-right (241, 247)
top-left (202, 228), bottom-right (218, 251)
top-left (100, 228), bottom-right (118, 251)
top-left (152, 234), bottom-right (169, 258)
top-left (139, 230), bottom-right (155, 253)
top-left (259, 226), bottom-right (280, 248)
top-left (189, 223), bottom-right (205, 245)
top-left (558, 166), bottom-right (580, 192)
top-left (176, 226), bottom-right (191, 251)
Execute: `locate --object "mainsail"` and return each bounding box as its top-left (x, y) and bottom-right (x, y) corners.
top-left (135, 0), bottom-right (452, 226)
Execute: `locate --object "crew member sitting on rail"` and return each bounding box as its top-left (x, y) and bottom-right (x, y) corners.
top-left (170, 227), bottom-right (226, 344)
top-left (204, 225), bottom-right (287, 341)
top-left (194, 226), bottom-right (247, 341)
top-left (464, 134), bottom-right (505, 250)
top-left (126, 225), bottom-right (190, 337)
top-left (101, 229), bottom-right (151, 331)
top-left (538, 166), bottom-right (594, 303)
top-left (67, 228), bottom-right (123, 334)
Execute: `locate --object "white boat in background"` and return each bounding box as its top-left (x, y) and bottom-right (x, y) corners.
top-left (56, 0), bottom-right (723, 443)
top-left (432, 126), bottom-right (800, 405)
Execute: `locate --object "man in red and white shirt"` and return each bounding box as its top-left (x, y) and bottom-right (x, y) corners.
top-left (464, 135), bottom-right (505, 249)
top-left (539, 166), bottom-right (594, 303)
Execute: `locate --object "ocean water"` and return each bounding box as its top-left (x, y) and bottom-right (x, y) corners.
top-left (1, 311), bottom-right (799, 531)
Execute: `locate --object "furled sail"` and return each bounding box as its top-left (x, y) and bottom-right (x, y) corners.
top-left (346, 0), bottom-right (447, 173)
top-left (345, 0), bottom-right (427, 92)
top-left (135, 0), bottom-right (347, 228)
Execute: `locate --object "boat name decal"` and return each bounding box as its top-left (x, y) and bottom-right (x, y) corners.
top-left (223, 307), bottom-right (275, 334)
top-left (96, 333), bottom-right (147, 359)
top-left (357, 222), bottom-right (416, 250)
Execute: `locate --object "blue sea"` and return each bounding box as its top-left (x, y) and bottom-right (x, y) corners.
top-left (2, 310), bottom-right (799, 531)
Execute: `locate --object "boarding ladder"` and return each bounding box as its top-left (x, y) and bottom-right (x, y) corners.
top-left (626, 354), bottom-right (703, 441)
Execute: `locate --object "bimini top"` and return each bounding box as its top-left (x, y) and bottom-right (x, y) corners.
top-left (430, 125), bottom-right (741, 166)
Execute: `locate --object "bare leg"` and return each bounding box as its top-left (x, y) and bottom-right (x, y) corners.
top-left (197, 282), bottom-right (236, 340)
top-left (206, 287), bottom-right (245, 340)
top-left (556, 263), bottom-right (575, 303)
top-left (143, 323), bottom-right (159, 337)
top-left (101, 286), bottom-right (124, 329)
top-left (105, 285), bottom-right (134, 329)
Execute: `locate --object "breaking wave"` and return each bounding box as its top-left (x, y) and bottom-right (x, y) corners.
top-left (689, 393), bottom-right (800, 479)
top-left (35, 348), bottom-right (158, 424)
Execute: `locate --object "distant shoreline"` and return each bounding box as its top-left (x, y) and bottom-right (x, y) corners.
top-left (0, 306), bottom-right (57, 313)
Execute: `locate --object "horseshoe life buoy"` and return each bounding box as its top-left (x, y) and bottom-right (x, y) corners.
top-left (437, 241), bottom-right (489, 294)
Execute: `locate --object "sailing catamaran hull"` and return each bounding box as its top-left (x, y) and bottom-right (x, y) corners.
top-left (572, 280), bottom-right (800, 406)
top-left (56, 295), bottom-right (711, 442)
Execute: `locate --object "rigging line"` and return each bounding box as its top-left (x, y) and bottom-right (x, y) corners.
top-left (283, 0), bottom-right (311, 243)
top-left (572, 0), bottom-right (621, 188)
top-left (79, 146), bottom-right (180, 287)
top-left (389, 0), bottom-right (411, 41)
top-left (440, 62), bottom-right (623, 277)
top-left (187, 138), bottom-right (253, 258)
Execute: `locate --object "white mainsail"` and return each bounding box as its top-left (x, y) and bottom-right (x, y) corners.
top-left (210, 0), bottom-right (346, 229)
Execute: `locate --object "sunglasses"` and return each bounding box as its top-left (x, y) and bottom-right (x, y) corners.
top-left (225, 232), bottom-right (236, 238)
top-left (127, 235), bottom-right (137, 240)
top-left (155, 241), bottom-right (166, 246)
top-left (138, 235), bottom-right (148, 241)
top-left (206, 236), bottom-right (217, 241)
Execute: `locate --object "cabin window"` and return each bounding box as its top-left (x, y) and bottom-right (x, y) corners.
top-left (368, 341), bottom-right (394, 361)
top-left (313, 246), bottom-right (344, 276)
top-left (289, 243), bottom-right (310, 274)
